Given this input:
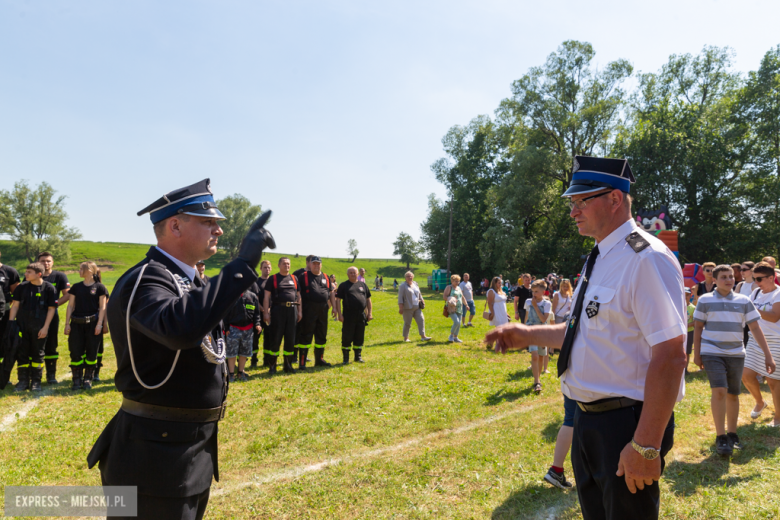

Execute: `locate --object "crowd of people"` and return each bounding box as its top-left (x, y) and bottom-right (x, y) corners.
top-left (0, 250), bottom-right (111, 392)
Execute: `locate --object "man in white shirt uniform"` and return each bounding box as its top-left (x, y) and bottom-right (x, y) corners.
top-left (486, 156), bottom-right (687, 520)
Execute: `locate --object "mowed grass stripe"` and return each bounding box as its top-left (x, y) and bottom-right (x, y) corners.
top-left (213, 397), bottom-right (557, 495)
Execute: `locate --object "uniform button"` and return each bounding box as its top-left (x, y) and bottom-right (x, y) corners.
top-left (594, 296), bottom-right (598, 300)
top-left (234, 273), bottom-right (243, 279)
top-left (162, 432), bottom-right (168, 438)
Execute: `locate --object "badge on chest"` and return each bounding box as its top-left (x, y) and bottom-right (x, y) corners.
top-left (585, 300), bottom-right (600, 319)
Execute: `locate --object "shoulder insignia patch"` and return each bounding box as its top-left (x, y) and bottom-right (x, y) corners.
top-left (626, 231), bottom-right (651, 253)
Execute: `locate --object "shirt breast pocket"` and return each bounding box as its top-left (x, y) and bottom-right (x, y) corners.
top-left (584, 285), bottom-right (616, 330)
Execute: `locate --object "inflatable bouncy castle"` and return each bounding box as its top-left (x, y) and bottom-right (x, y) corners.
top-left (682, 263), bottom-right (705, 288)
top-left (636, 205), bottom-right (679, 260)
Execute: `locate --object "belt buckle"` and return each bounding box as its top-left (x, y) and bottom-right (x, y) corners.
top-left (85, 316), bottom-right (92, 323)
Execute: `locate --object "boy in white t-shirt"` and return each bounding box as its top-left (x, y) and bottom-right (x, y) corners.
top-left (524, 280), bottom-right (551, 394)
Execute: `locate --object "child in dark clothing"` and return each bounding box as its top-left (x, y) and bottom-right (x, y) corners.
top-left (8, 262), bottom-right (58, 391)
top-left (225, 290), bottom-right (262, 381)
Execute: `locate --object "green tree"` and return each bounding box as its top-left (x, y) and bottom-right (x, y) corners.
top-left (0, 180), bottom-right (81, 262)
top-left (214, 194), bottom-right (262, 259)
top-left (614, 46), bottom-right (752, 263)
top-left (737, 45), bottom-right (780, 259)
top-left (392, 232), bottom-right (423, 269)
top-left (347, 239), bottom-right (359, 262)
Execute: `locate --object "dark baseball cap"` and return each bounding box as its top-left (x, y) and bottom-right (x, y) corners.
top-left (310, 256), bottom-right (322, 263)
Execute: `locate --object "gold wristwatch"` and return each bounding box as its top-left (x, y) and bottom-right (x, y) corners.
top-left (631, 438), bottom-right (660, 460)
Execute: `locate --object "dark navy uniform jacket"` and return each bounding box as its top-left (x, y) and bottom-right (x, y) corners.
top-left (87, 247), bottom-right (257, 497)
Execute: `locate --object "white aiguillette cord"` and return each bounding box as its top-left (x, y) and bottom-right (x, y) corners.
top-left (126, 264), bottom-right (181, 390)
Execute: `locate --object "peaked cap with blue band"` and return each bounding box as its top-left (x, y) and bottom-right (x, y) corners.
top-left (562, 156), bottom-right (635, 197)
top-left (137, 179), bottom-right (226, 224)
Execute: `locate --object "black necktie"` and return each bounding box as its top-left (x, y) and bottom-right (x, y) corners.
top-left (557, 245), bottom-right (599, 377)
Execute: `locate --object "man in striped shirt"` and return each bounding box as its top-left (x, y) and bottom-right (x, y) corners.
top-left (693, 264), bottom-right (775, 456)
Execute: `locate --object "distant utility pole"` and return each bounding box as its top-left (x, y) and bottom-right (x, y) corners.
top-left (447, 199), bottom-right (453, 278)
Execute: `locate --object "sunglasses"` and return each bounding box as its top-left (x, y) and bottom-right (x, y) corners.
top-left (754, 275), bottom-right (769, 282)
top-left (704, 269), bottom-right (713, 273)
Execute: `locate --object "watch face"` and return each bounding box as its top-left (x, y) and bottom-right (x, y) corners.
top-left (643, 449), bottom-right (659, 460)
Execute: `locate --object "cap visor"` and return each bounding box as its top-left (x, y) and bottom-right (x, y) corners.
top-left (180, 208), bottom-right (227, 220)
top-left (561, 185), bottom-right (608, 198)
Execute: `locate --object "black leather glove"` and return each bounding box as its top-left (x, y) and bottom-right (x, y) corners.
top-left (236, 210), bottom-right (276, 269)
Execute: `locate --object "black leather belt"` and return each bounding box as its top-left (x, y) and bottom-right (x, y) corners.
top-left (71, 314), bottom-right (98, 324)
top-left (577, 397), bottom-right (639, 413)
top-left (274, 302), bottom-right (299, 307)
top-left (121, 397), bottom-right (227, 423)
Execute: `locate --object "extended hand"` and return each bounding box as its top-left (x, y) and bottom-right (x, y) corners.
top-left (236, 210), bottom-right (276, 269)
top-left (616, 443), bottom-right (661, 493)
top-left (484, 323), bottom-right (533, 352)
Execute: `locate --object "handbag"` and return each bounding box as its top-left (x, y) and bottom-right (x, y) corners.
top-left (443, 304), bottom-right (449, 318)
top-left (416, 283), bottom-right (425, 309)
top-left (419, 299), bottom-right (425, 310)
top-left (482, 293), bottom-right (491, 321)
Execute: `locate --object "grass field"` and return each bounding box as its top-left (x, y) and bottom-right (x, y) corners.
top-left (2, 242), bottom-right (780, 519)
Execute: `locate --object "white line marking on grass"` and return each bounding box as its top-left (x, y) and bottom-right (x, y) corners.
top-left (0, 399), bottom-right (39, 432)
top-left (214, 398), bottom-right (554, 496)
top-left (0, 373), bottom-right (74, 433)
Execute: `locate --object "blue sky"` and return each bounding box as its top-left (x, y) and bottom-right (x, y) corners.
top-left (1, 0), bottom-right (778, 259)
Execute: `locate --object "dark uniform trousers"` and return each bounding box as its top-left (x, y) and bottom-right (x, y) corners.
top-left (269, 306), bottom-right (297, 356)
top-left (298, 302), bottom-right (329, 345)
top-left (44, 311), bottom-right (59, 361)
top-left (571, 402), bottom-right (675, 520)
top-left (341, 312), bottom-right (365, 350)
top-left (102, 474), bottom-right (210, 520)
top-left (16, 316), bottom-right (47, 369)
top-left (68, 321), bottom-right (100, 367)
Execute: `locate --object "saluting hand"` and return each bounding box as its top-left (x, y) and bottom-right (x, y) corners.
top-left (616, 443), bottom-right (661, 494)
top-left (236, 210), bottom-right (276, 269)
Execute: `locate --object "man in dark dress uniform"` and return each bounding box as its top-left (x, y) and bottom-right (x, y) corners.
top-left (38, 251), bottom-right (71, 383)
top-left (262, 257), bottom-right (302, 374)
top-left (296, 256), bottom-right (335, 368)
top-left (87, 179), bottom-right (275, 520)
top-left (335, 266), bottom-right (373, 364)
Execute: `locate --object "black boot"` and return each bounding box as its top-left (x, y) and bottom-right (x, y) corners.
top-left (30, 366), bottom-right (44, 391)
top-left (342, 349), bottom-right (350, 364)
top-left (314, 347), bottom-right (331, 367)
top-left (93, 362), bottom-right (101, 382)
top-left (83, 367), bottom-right (94, 390)
top-left (299, 348), bottom-right (308, 370)
top-left (71, 367), bottom-right (83, 390)
top-left (354, 349), bottom-right (365, 363)
top-left (45, 359), bottom-right (58, 384)
top-left (250, 354), bottom-right (258, 368)
top-left (15, 367), bottom-right (30, 392)
top-left (283, 355), bottom-right (297, 374)
top-left (267, 355), bottom-right (277, 375)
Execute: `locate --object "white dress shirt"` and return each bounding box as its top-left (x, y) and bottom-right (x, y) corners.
top-left (155, 246), bottom-right (199, 283)
top-left (561, 219), bottom-right (687, 403)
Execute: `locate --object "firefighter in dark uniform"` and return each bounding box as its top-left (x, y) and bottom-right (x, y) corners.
top-left (8, 262), bottom-right (58, 391)
top-left (196, 260), bottom-right (209, 283)
top-left (263, 257), bottom-right (302, 374)
top-left (86, 179), bottom-right (275, 520)
top-left (249, 259), bottom-right (272, 368)
top-left (296, 256), bottom-right (335, 368)
top-left (0, 251), bottom-right (21, 361)
top-left (38, 251), bottom-right (71, 384)
top-left (292, 255), bottom-right (313, 277)
top-left (335, 266), bottom-right (373, 364)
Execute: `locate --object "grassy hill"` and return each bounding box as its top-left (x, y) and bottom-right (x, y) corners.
top-left (0, 240), bottom-right (441, 287)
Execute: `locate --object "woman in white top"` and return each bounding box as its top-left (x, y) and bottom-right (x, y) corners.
top-left (551, 278), bottom-right (573, 325)
top-left (742, 261), bottom-right (780, 426)
top-left (736, 261), bottom-right (756, 296)
top-left (397, 272), bottom-right (431, 342)
top-left (486, 276), bottom-right (509, 349)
